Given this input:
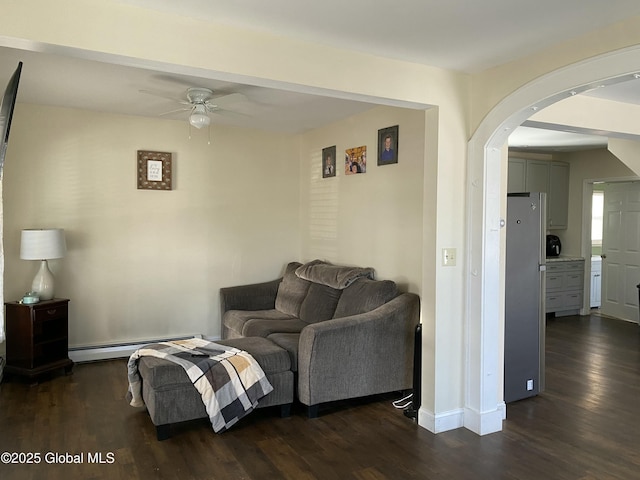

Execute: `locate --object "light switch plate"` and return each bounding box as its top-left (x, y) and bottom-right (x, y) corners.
top-left (442, 248), bottom-right (457, 266)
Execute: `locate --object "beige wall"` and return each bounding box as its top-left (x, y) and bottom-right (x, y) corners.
top-left (608, 138), bottom-right (640, 175)
top-left (3, 102), bottom-right (430, 348)
top-left (298, 106), bottom-right (425, 292)
top-left (3, 104), bottom-right (300, 347)
top-left (532, 95), bottom-right (640, 138)
top-left (2, 0), bottom-right (469, 424)
top-left (470, 16), bottom-right (640, 133)
top-left (561, 148), bottom-right (636, 257)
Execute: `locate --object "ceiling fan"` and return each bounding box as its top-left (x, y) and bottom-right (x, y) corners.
top-left (141, 87), bottom-right (247, 129)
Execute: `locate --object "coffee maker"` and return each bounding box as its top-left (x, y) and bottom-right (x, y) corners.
top-left (546, 235), bottom-right (561, 257)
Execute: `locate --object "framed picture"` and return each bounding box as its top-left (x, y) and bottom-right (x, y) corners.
top-left (137, 150), bottom-right (172, 190)
top-left (378, 125), bottom-right (399, 165)
top-left (322, 145), bottom-right (337, 178)
top-left (345, 145), bottom-right (367, 175)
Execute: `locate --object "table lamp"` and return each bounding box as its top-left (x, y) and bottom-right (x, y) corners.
top-left (20, 229), bottom-right (66, 301)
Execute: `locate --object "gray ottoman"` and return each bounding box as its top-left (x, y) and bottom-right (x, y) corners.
top-left (138, 336), bottom-right (294, 440)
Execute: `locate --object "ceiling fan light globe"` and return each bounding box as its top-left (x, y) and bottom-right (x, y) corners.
top-left (189, 112), bottom-right (210, 129)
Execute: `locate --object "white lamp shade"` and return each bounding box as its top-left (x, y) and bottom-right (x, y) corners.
top-left (189, 105), bottom-right (210, 129)
top-left (20, 229), bottom-right (67, 260)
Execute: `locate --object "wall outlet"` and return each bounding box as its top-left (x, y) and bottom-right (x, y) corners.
top-left (526, 379), bottom-right (534, 391)
top-left (442, 248), bottom-right (457, 266)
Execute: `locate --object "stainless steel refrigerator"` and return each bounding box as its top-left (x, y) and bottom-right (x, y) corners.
top-left (504, 192), bottom-right (546, 403)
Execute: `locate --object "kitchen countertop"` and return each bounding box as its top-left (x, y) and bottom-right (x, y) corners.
top-left (546, 255), bottom-right (585, 262)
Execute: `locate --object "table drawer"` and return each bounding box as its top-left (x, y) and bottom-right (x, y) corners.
top-left (33, 304), bottom-right (68, 322)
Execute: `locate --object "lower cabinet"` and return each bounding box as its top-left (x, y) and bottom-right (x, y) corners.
top-left (546, 260), bottom-right (585, 316)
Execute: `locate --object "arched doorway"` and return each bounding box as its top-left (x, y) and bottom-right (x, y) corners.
top-left (464, 45), bottom-right (640, 435)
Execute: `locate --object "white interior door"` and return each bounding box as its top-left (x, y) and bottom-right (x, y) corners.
top-left (601, 182), bottom-right (640, 324)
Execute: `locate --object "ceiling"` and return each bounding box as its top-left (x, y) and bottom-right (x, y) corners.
top-left (2, 0), bottom-right (640, 143)
top-left (0, 46), bottom-right (377, 135)
top-left (114, 0), bottom-right (640, 73)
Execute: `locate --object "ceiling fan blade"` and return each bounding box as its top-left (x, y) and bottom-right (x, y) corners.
top-left (208, 108), bottom-right (250, 118)
top-left (207, 92), bottom-right (248, 108)
top-left (139, 89), bottom-right (190, 105)
top-left (158, 107), bottom-right (192, 117)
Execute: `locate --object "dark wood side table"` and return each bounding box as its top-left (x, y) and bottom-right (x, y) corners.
top-left (4, 298), bottom-right (73, 381)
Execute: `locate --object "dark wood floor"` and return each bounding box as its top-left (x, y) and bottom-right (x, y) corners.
top-left (1, 314), bottom-right (638, 480)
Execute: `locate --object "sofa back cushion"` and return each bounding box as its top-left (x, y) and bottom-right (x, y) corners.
top-left (298, 282), bottom-right (342, 323)
top-left (333, 278), bottom-right (398, 318)
top-left (275, 262), bottom-right (311, 316)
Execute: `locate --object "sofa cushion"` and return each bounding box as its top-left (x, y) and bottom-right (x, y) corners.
top-left (139, 356), bottom-right (193, 390)
top-left (218, 336), bottom-right (292, 373)
top-left (298, 282), bottom-right (342, 323)
top-left (138, 337), bottom-right (291, 389)
top-left (333, 278), bottom-right (398, 318)
top-left (242, 317), bottom-right (307, 338)
top-left (275, 262), bottom-right (310, 316)
top-left (267, 333), bottom-right (300, 372)
top-left (224, 309), bottom-right (297, 338)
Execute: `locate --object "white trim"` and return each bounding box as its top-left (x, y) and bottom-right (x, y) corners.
top-left (466, 44), bottom-right (640, 436)
top-left (418, 407), bottom-right (465, 433)
top-left (582, 180), bottom-right (595, 315)
top-left (463, 403), bottom-right (507, 436)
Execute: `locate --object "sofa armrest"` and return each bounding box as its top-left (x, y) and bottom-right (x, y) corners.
top-left (220, 278), bottom-right (282, 314)
top-left (297, 292), bottom-right (420, 407)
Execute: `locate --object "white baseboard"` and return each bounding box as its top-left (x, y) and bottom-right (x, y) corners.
top-left (463, 403), bottom-right (506, 435)
top-left (418, 403), bottom-right (506, 436)
top-left (68, 334), bottom-right (204, 363)
top-left (418, 407), bottom-right (464, 433)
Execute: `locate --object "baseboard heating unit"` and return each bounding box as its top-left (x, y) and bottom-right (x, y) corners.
top-left (68, 334), bottom-right (204, 363)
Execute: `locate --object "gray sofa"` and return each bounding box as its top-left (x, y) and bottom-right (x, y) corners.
top-left (221, 260), bottom-right (420, 416)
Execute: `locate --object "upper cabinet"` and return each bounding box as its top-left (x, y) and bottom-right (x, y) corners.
top-left (508, 157), bottom-right (570, 229)
top-left (526, 160), bottom-right (550, 194)
top-left (547, 162), bottom-right (570, 229)
top-left (507, 158), bottom-right (526, 193)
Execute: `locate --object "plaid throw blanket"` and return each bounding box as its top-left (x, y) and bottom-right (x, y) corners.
top-left (127, 338), bottom-right (273, 433)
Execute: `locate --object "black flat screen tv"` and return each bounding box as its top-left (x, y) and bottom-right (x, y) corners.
top-left (0, 61), bottom-right (23, 172)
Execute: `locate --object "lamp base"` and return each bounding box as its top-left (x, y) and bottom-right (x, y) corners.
top-left (32, 260), bottom-right (55, 301)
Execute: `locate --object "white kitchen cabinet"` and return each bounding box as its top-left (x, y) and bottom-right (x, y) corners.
top-left (507, 157), bottom-right (570, 229)
top-left (548, 162), bottom-right (569, 229)
top-left (507, 158), bottom-right (526, 193)
top-left (546, 259), bottom-right (585, 316)
top-left (526, 160), bottom-right (549, 194)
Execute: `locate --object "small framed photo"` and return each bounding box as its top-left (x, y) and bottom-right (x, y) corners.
top-left (322, 146), bottom-right (337, 178)
top-left (345, 145), bottom-right (367, 175)
top-left (137, 150), bottom-right (172, 190)
top-left (378, 125), bottom-right (399, 165)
